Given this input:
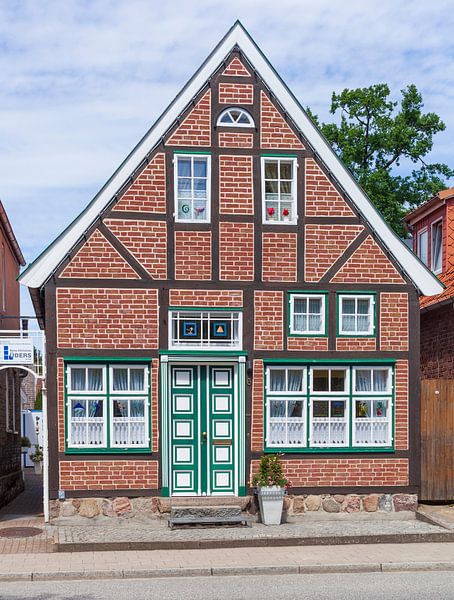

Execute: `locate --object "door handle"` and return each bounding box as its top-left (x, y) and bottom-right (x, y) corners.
top-left (202, 431), bottom-right (207, 444)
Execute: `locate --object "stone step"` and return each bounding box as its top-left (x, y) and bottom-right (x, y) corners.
top-left (170, 505), bottom-right (242, 519)
top-left (159, 496), bottom-right (251, 512)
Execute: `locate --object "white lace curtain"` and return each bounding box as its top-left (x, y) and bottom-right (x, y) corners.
top-left (71, 368), bottom-right (103, 391)
top-left (355, 369), bottom-right (388, 392)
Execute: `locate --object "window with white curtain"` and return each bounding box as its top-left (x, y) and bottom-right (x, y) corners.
top-left (174, 154), bottom-right (210, 223)
top-left (265, 364), bottom-right (394, 450)
top-left (338, 294), bottom-right (375, 336)
top-left (289, 294), bottom-right (326, 335)
top-left (431, 220), bottom-right (443, 273)
top-left (67, 363), bottom-right (150, 451)
top-left (262, 157), bottom-right (297, 224)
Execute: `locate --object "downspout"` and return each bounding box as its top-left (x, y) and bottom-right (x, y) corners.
top-left (42, 331), bottom-right (49, 522)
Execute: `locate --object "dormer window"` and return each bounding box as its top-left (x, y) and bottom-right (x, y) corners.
top-left (216, 108), bottom-right (255, 128)
top-left (431, 219), bottom-right (443, 274)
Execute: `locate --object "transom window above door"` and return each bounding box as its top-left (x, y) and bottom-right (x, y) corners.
top-left (216, 107), bottom-right (255, 127)
top-left (262, 157), bottom-right (297, 224)
top-left (169, 310), bottom-right (242, 349)
top-left (174, 154), bottom-right (211, 222)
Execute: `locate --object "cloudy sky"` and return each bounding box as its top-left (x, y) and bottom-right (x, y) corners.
top-left (1, 0), bottom-right (454, 315)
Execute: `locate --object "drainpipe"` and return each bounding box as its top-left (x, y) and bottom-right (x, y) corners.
top-left (42, 384), bottom-right (49, 522)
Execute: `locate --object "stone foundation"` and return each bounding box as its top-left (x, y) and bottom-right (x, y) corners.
top-left (50, 492), bottom-right (417, 521)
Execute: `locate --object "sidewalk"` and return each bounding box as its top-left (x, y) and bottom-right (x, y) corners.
top-left (2, 542), bottom-right (454, 581)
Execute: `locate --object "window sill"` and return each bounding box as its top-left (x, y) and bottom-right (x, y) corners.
top-left (288, 333), bottom-right (328, 338)
top-left (65, 448), bottom-right (153, 454)
top-left (264, 446), bottom-right (395, 454)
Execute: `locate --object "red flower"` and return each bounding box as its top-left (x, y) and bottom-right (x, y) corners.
top-left (267, 207), bottom-right (275, 216)
top-left (282, 208), bottom-right (289, 216)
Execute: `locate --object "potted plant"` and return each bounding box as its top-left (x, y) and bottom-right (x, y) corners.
top-left (21, 436), bottom-right (31, 451)
top-left (30, 445), bottom-right (44, 475)
top-left (252, 454), bottom-right (289, 525)
top-left (267, 206), bottom-right (276, 221)
top-left (282, 208), bottom-right (290, 222)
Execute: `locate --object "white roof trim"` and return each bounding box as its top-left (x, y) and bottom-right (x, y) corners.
top-left (19, 22), bottom-right (443, 296)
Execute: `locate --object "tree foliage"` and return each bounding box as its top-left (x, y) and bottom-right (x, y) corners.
top-left (307, 84), bottom-right (454, 235)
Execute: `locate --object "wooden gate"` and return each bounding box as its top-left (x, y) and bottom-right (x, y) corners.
top-left (421, 379), bottom-right (454, 501)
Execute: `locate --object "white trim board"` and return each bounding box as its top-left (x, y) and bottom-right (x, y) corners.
top-left (18, 21), bottom-right (443, 296)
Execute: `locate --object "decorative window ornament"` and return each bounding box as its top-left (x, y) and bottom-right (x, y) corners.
top-left (216, 107), bottom-right (255, 128)
top-left (169, 310), bottom-right (242, 349)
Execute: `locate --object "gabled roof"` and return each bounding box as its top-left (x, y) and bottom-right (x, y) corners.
top-left (0, 200), bottom-right (25, 266)
top-left (420, 266), bottom-right (454, 311)
top-left (19, 21), bottom-right (443, 296)
top-left (404, 186), bottom-right (454, 226)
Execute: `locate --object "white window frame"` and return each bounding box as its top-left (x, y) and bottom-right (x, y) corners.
top-left (109, 365), bottom-right (149, 394)
top-left (310, 367), bottom-right (349, 395)
top-left (261, 156), bottom-right (297, 225)
top-left (417, 228), bottom-right (428, 266)
top-left (338, 294), bottom-right (375, 336)
top-left (67, 365), bottom-right (107, 394)
top-left (110, 396), bottom-right (149, 448)
top-left (352, 397), bottom-right (392, 447)
top-left (174, 153), bottom-right (211, 223)
top-left (168, 310), bottom-right (243, 350)
top-left (431, 218), bottom-right (443, 274)
top-left (352, 367), bottom-right (392, 395)
top-left (289, 294), bottom-right (326, 335)
top-left (309, 395), bottom-right (350, 447)
top-left (266, 366), bottom-right (307, 448)
top-left (67, 396), bottom-right (107, 449)
top-left (216, 107), bottom-right (255, 128)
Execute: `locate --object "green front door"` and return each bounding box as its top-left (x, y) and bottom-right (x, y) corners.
top-left (170, 364), bottom-right (236, 496)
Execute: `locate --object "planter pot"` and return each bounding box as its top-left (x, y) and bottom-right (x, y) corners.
top-left (257, 486), bottom-right (285, 525)
top-left (282, 215), bottom-right (290, 222)
top-left (33, 461), bottom-right (43, 475)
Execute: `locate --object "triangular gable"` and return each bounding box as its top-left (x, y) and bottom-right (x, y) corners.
top-left (19, 21), bottom-right (443, 296)
top-left (330, 236), bottom-right (405, 284)
top-left (60, 229), bottom-right (139, 279)
top-left (114, 153), bottom-right (166, 213)
top-left (305, 159), bottom-right (355, 217)
top-left (166, 90), bottom-right (211, 146)
top-left (260, 92), bottom-right (304, 150)
top-left (222, 56), bottom-right (251, 77)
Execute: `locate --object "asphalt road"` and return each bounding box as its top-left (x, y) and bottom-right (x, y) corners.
top-left (2, 572), bottom-right (454, 600)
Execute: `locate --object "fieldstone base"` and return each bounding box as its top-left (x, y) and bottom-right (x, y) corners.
top-left (285, 493), bottom-right (418, 515)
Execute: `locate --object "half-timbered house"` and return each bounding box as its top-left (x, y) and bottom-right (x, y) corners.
top-left (19, 22), bottom-right (443, 516)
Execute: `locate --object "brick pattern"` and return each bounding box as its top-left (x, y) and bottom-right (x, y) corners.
top-left (219, 83), bottom-right (253, 104)
top-left (251, 360), bottom-right (265, 452)
top-left (59, 460), bottom-right (159, 491)
top-left (380, 293), bottom-right (409, 351)
top-left (262, 233), bottom-right (297, 282)
top-left (336, 338), bottom-right (377, 351)
top-left (219, 222), bottom-right (254, 281)
top-left (254, 291), bottom-right (283, 350)
top-left (113, 153), bottom-right (166, 213)
top-left (151, 359), bottom-right (159, 453)
top-left (260, 92), bottom-right (304, 149)
top-left (60, 230), bottom-right (139, 279)
top-left (304, 224), bottom-right (364, 281)
top-left (174, 231), bottom-right (212, 280)
top-left (57, 288), bottom-right (158, 349)
top-left (104, 219), bottom-right (167, 279)
top-left (218, 132), bottom-right (253, 148)
top-left (305, 158), bottom-right (355, 217)
top-left (167, 90), bottom-right (211, 146)
top-left (421, 305), bottom-right (454, 378)
top-left (221, 57), bottom-right (251, 77)
top-left (169, 289), bottom-right (243, 307)
top-left (219, 155), bottom-right (254, 214)
top-left (251, 458), bottom-right (409, 487)
top-left (287, 337), bottom-right (329, 351)
top-left (331, 236), bottom-right (405, 284)
top-left (395, 360), bottom-right (408, 451)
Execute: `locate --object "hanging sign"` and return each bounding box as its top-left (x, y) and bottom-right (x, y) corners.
top-left (1, 339), bottom-right (34, 364)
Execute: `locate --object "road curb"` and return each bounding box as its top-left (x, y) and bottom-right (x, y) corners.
top-left (2, 561), bottom-right (454, 582)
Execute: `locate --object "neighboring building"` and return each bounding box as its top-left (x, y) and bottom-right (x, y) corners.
top-left (0, 200), bottom-right (26, 508)
top-left (405, 187), bottom-right (454, 378)
top-left (20, 23), bottom-right (442, 516)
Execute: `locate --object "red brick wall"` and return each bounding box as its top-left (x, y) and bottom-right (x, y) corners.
top-left (60, 230), bottom-right (139, 279)
top-left (305, 159), bottom-right (355, 217)
top-left (219, 83), bottom-right (253, 104)
top-left (395, 360), bottom-right (408, 451)
top-left (288, 337), bottom-right (329, 351)
top-left (219, 222), bottom-right (254, 281)
top-left (169, 289), bottom-right (243, 307)
top-left (251, 360), bottom-right (264, 452)
top-left (56, 288), bottom-right (158, 349)
top-left (114, 153), bottom-right (166, 213)
top-left (420, 305), bottom-right (454, 378)
top-left (59, 460), bottom-right (159, 491)
top-left (254, 291), bottom-right (283, 350)
top-left (167, 90), bottom-right (211, 146)
top-left (336, 338), bottom-right (377, 351)
top-left (304, 224), bottom-right (364, 281)
top-left (104, 219), bottom-right (167, 279)
top-left (331, 236), bottom-right (405, 284)
top-left (380, 293), bottom-right (409, 351)
top-left (219, 155), bottom-right (254, 214)
top-left (262, 233), bottom-right (297, 282)
top-left (221, 57), bottom-right (251, 77)
top-left (218, 132), bottom-right (253, 148)
top-left (251, 458), bottom-right (409, 487)
top-left (260, 92), bottom-right (304, 149)
top-left (174, 231), bottom-right (212, 280)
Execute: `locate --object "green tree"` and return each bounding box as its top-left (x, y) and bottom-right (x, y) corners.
top-left (307, 84), bottom-right (454, 235)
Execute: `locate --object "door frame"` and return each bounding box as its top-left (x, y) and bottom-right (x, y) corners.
top-left (160, 354), bottom-right (246, 497)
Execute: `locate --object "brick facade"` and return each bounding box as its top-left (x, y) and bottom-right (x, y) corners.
top-left (254, 291), bottom-right (284, 350)
top-left (420, 305), bottom-right (454, 378)
top-left (380, 293), bottom-right (409, 351)
top-left (167, 90), bottom-right (211, 146)
top-left (174, 231), bottom-right (212, 280)
top-left (260, 92), bottom-right (304, 149)
top-left (218, 132), bottom-right (253, 148)
top-left (169, 289), bottom-right (243, 307)
top-left (219, 222), bottom-right (254, 280)
top-left (59, 460), bottom-right (159, 491)
top-left (219, 155), bottom-right (254, 214)
top-left (114, 153), bottom-right (166, 213)
top-left (221, 57), bottom-right (251, 77)
top-left (305, 158), bottom-right (355, 217)
top-left (262, 233), bottom-right (297, 282)
top-left (219, 83), bottom-right (253, 104)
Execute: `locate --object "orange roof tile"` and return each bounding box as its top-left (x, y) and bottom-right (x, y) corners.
top-left (420, 267), bottom-right (452, 310)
